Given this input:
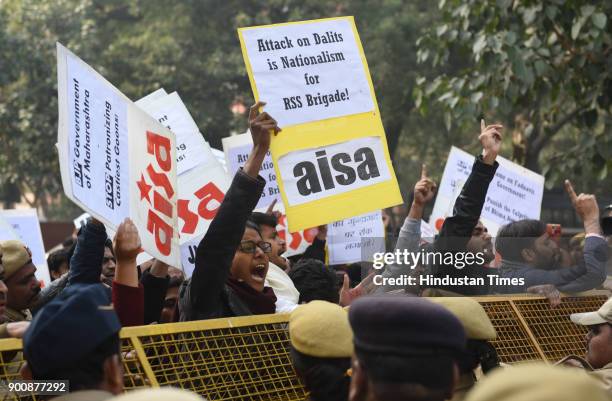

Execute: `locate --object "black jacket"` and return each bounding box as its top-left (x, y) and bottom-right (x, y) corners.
top-left (141, 269), bottom-right (169, 324)
top-left (179, 170), bottom-right (265, 321)
top-left (431, 155), bottom-right (498, 295)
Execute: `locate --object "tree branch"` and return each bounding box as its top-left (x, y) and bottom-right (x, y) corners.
top-left (530, 106), bottom-right (585, 156)
top-left (546, 106), bottom-right (586, 137)
top-left (552, 24), bottom-right (597, 64)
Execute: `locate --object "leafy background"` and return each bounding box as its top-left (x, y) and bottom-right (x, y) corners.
top-left (0, 0), bottom-right (609, 221)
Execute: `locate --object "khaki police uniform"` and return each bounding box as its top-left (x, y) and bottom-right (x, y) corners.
top-left (464, 363), bottom-right (609, 401)
top-left (568, 297), bottom-right (612, 396)
top-left (428, 297), bottom-right (497, 401)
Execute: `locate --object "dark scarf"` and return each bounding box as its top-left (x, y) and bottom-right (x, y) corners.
top-left (227, 278), bottom-right (277, 315)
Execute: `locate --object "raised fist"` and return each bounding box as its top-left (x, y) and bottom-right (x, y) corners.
top-left (114, 218), bottom-right (142, 263)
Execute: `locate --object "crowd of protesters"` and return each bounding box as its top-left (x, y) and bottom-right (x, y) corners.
top-left (0, 103), bottom-right (610, 400)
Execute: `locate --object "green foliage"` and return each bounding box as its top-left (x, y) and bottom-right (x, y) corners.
top-left (415, 0), bottom-right (612, 192)
top-left (0, 0), bottom-right (438, 217)
top-left (1, 0), bottom-right (609, 219)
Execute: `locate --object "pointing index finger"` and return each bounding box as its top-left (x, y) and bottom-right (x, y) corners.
top-left (342, 274), bottom-right (349, 291)
top-left (421, 164), bottom-right (428, 179)
top-left (265, 199), bottom-right (277, 215)
top-left (564, 180), bottom-right (578, 204)
top-left (480, 118), bottom-right (486, 132)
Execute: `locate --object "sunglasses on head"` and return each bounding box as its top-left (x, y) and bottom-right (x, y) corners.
top-left (238, 240), bottom-right (272, 254)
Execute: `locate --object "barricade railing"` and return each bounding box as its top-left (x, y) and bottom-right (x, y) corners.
top-left (0, 292), bottom-right (607, 400)
top-left (475, 292), bottom-right (608, 363)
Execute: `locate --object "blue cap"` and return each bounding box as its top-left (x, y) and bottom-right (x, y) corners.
top-left (349, 296), bottom-right (466, 356)
top-left (23, 284), bottom-right (121, 376)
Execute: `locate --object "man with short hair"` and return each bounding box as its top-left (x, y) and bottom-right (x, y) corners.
top-left (0, 240), bottom-right (40, 323)
top-left (159, 267), bottom-right (184, 323)
top-left (250, 212), bottom-right (300, 312)
top-left (560, 297), bottom-right (612, 392)
top-left (494, 180), bottom-right (607, 294)
top-left (47, 249), bottom-right (69, 281)
top-left (101, 240), bottom-right (117, 287)
top-left (348, 296), bottom-right (466, 401)
top-left (22, 284), bottom-right (123, 400)
top-left (289, 258), bottom-right (339, 304)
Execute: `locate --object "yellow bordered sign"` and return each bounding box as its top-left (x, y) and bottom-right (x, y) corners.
top-left (238, 16), bottom-right (402, 232)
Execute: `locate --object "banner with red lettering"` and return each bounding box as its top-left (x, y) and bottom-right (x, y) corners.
top-left (57, 43), bottom-right (180, 266)
top-left (136, 90), bottom-right (230, 274)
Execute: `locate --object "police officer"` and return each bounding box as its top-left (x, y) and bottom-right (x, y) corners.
top-left (0, 240), bottom-right (40, 323)
top-left (559, 296), bottom-right (612, 393)
top-left (465, 363), bottom-right (608, 401)
top-left (22, 284), bottom-right (122, 400)
top-left (289, 300), bottom-right (353, 401)
top-left (428, 297), bottom-right (499, 401)
top-left (0, 241), bottom-right (30, 338)
top-left (348, 296), bottom-right (467, 401)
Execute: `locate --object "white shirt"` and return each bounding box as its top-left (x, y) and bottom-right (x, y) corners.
top-left (265, 262), bottom-right (300, 313)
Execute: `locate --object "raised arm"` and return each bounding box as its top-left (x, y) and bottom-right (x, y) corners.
top-left (112, 218), bottom-right (144, 327)
top-left (68, 218), bottom-right (107, 285)
top-left (533, 181), bottom-right (607, 293)
top-left (436, 121), bottom-right (502, 250)
top-left (183, 102), bottom-right (280, 316)
top-left (376, 164), bottom-right (437, 294)
top-left (303, 225), bottom-right (327, 263)
top-left (113, 218), bottom-right (141, 287)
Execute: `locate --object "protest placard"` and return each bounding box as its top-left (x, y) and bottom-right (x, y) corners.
top-left (57, 43), bottom-right (181, 266)
top-left (420, 220), bottom-right (436, 244)
top-left (276, 136), bottom-right (392, 206)
top-left (135, 88), bottom-right (168, 111)
top-left (239, 18), bottom-right (374, 127)
top-left (137, 91), bottom-right (231, 249)
top-left (137, 90), bottom-right (231, 274)
top-left (238, 17), bottom-right (402, 232)
top-left (73, 212), bottom-right (90, 229)
top-left (174, 162), bottom-right (229, 246)
top-left (278, 214), bottom-right (317, 258)
top-left (74, 213), bottom-right (154, 266)
top-left (259, 201), bottom-right (317, 258)
top-left (135, 91), bottom-right (208, 175)
top-left (0, 215), bottom-right (19, 241)
top-left (327, 210), bottom-right (385, 265)
top-left (211, 148), bottom-right (227, 172)
top-left (0, 209), bottom-right (51, 286)
top-left (429, 146), bottom-right (545, 235)
top-left (223, 132), bottom-right (281, 210)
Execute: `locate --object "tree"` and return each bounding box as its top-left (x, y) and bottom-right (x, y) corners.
top-left (414, 0), bottom-right (611, 191)
top-left (0, 0), bottom-right (151, 217)
top-left (1, 0), bottom-right (440, 217)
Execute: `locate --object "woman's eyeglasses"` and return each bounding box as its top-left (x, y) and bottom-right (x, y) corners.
top-left (238, 240), bottom-right (272, 254)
